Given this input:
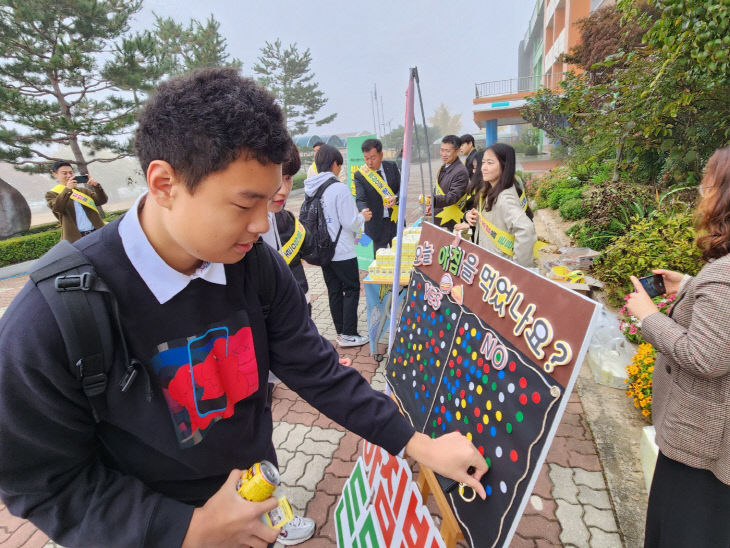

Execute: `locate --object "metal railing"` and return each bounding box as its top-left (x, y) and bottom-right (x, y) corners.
top-left (475, 72), bottom-right (567, 99)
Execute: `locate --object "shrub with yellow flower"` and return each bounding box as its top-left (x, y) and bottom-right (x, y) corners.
top-left (625, 343), bottom-right (656, 422)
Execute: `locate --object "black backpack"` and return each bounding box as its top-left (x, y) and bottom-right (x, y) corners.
top-left (28, 239), bottom-right (276, 422)
top-left (299, 177), bottom-right (342, 266)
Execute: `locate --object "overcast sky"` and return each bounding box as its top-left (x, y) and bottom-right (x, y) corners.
top-left (133, 0), bottom-right (536, 137)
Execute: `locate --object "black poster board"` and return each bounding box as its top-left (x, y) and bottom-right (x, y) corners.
top-left (386, 223), bottom-right (599, 548)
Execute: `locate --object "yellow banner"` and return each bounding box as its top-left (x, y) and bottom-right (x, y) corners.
top-left (279, 217), bottom-right (306, 265)
top-left (50, 184), bottom-right (99, 214)
top-left (358, 166), bottom-right (398, 222)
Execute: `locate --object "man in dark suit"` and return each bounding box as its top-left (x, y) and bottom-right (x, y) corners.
top-left (354, 138), bottom-right (401, 252)
top-left (426, 135), bottom-right (469, 231)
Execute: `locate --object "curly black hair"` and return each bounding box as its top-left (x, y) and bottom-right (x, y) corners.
top-left (134, 67), bottom-right (290, 192)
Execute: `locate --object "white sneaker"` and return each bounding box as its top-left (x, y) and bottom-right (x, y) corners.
top-left (337, 333), bottom-right (368, 347)
top-left (277, 515), bottom-right (315, 545)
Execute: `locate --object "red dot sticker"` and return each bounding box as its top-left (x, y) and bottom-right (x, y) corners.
top-left (456, 355), bottom-right (462, 364)
top-left (437, 417), bottom-right (442, 424)
top-left (477, 423), bottom-right (483, 433)
top-left (439, 330), bottom-right (444, 337)
top-left (519, 377), bottom-right (527, 389)
top-left (419, 365), bottom-right (423, 371)
top-left (431, 338), bottom-right (436, 346)
top-left (519, 394), bottom-right (528, 405)
top-left (478, 358), bottom-right (483, 366)
top-left (474, 407), bottom-right (481, 417)
top-left (532, 392), bottom-right (541, 404)
top-left (456, 369), bottom-right (462, 378)
top-left (460, 390), bottom-right (465, 398)
top-left (459, 327), bottom-right (465, 335)
top-left (449, 360), bottom-right (455, 368)
top-left (434, 347), bottom-right (439, 354)
top-left (509, 361), bottom-right (516, 372)
top-left (510, 450), bottom-right (518, 462)
top-left (441, 405), bottom-right (445, 414)
top-left (478, 445), bottom-right (484, 455)
top-left (421, 384), bottom-right (425, 391)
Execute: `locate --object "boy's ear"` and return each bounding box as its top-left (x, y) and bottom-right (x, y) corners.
top-left (146, 160), bottom-right (183, 209)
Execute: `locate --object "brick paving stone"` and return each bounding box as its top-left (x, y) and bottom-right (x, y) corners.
top-left (573, 469), bottom-right (606, 490)
top-left (583, 505), bottom-right (619, 532)
top-left (515, 514), bottom-right (562, 544)
top-left (588, 527), bottom-right (623, 548)
top-left (510, 533), bottom-right (537, 547)
top-left (555, 499), bottom-right (589, 547)
top-left (549, 464), bottom-right (579, 504)
top-left (568, 450), bottom-right (603, 472)
top-left (577, 484), bottom-right (612, 510)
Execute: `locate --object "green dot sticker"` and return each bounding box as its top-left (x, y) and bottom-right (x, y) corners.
top-left (486, 457), bottom-right (492, 467)
top-left (506, 423), bottom-right (513, 434)
top-left (445, 308), bottom-right (450, 315)
top-left (450, 370), bottom-right (454, 377)
top-left (467, 345), bottom-right (471, 353)
top-left (464, 417), bottom-right (469, 425)
top-left (423, 373), bottom-right (428, 380)
top-left (482, 376), bottom-right (488, 384)
top-left (446, 323), bottom-right (451, 330)
top-left (491, 381), bottom-right (497, 391)
top-left (516, 411), bottom-right (524, 422)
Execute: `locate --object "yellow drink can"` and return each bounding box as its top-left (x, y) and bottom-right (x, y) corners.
top-left (236, 460), bottom-right (279, 502)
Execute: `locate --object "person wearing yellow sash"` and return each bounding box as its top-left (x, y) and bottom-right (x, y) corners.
top-left (463, 143), bottom-right (537, 268)
top-left (353, 138), bottom-right (401, 252)
top-left (305, 141), bottom-right (325, 178)
top-left (427, 135), bottom-right (469, 231)
top-left (45, 161), bottom-right (107, 242)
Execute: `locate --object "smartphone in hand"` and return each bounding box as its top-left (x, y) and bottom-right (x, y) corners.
top-left (638, 274), bottom-right (666, 298)
top-left (74, 174), bottom-right (89, 185)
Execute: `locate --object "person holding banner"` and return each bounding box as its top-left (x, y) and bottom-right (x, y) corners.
top-left (426, 135), bottom-right (469, 231)
top-left (46, 161), bottom-right (107, 242)
top-left (626, 146), bottom-right (730, 548)
top-left (354, 138), bottom-right (401, 252)
top-left (463, 143), bottom-right (537, 267)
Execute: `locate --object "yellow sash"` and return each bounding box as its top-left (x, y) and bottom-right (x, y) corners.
top-left (433, 167), bottom-right (469, 226)
top-left (310, 162), bottom-right (318, 175)
top-left (279, 217), bottom-right (306, 265)
top-left (358, 166), bottom-right (398, 222)
top-left (50, 184), bottom-right (99, 214)
top-left (476, 195), bottom-right (546, 259)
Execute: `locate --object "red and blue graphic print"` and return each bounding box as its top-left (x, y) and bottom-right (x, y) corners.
top-left (149, 312), bottom-right (259, 448)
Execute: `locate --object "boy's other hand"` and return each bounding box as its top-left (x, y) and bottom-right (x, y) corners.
top-left (361, 208), bottom-right (373, 221)
top-left (65, 181), bottom-right (77, 190)
top-left (406, 431), bottom-right (488, 500)
top-left (182, 469), bottom-right (280, 548)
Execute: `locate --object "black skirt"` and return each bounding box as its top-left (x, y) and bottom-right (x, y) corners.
top-left (645, 451), bottom-right (730, 547)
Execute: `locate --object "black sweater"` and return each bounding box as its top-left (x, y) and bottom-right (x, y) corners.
top-left (0, 222), bottom-right (414, 547)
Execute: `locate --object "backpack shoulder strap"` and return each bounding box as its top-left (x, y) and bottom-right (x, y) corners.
top-left (313, 177), bottom-right (338, 199)
top-left (246, 240), bottom-right (277, 319)
top-left (29, 241), bottom-right (143, 422)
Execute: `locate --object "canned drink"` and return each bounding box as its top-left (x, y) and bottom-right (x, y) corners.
top-left (236, 460), bottom-right (280, 502)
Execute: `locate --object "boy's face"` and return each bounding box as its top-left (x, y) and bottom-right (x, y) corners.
top-left (165, 156), bottom-right (281, 265)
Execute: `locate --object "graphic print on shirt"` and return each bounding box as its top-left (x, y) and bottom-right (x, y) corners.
top-left (149, 311), bottom-right (259, 448)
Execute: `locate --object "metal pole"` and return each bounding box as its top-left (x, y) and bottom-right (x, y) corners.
top-left (388, 70), bottom-right (415, 353)
top-left (412, 67), bottom-right (435, 225)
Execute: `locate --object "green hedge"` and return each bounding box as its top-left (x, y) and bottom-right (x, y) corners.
top-left (0, 209), bottom-right (128, 267)
top-left (0, 230), bottom-right (61, 267)
top-left (292, 172), bottom-right (306, 190)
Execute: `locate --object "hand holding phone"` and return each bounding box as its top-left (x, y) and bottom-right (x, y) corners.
top-left (73, 174), bottom-right (89, 185)
top-left (638, 274), bottom-right (666, 298)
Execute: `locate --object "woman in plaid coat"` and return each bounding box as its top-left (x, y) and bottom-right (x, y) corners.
top-left (626, 146), bottom-right (730, 547)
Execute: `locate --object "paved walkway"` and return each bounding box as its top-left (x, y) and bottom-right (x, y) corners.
top-left (0, 163), bottom-right (645, 547)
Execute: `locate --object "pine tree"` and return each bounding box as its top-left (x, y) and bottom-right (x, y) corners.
top-left (150, 14), bottom-right (241, 75)
top-left (0, 0), bottom-right (146, 173)
top-left (253, 39), bottom-right (336, 136)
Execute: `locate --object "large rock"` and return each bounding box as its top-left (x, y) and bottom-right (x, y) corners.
top-left (0, 177), bottom-right (31, 239)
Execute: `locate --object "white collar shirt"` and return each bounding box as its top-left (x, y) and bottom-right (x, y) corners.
top-left (118, 192), bottom-right (227, 304)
